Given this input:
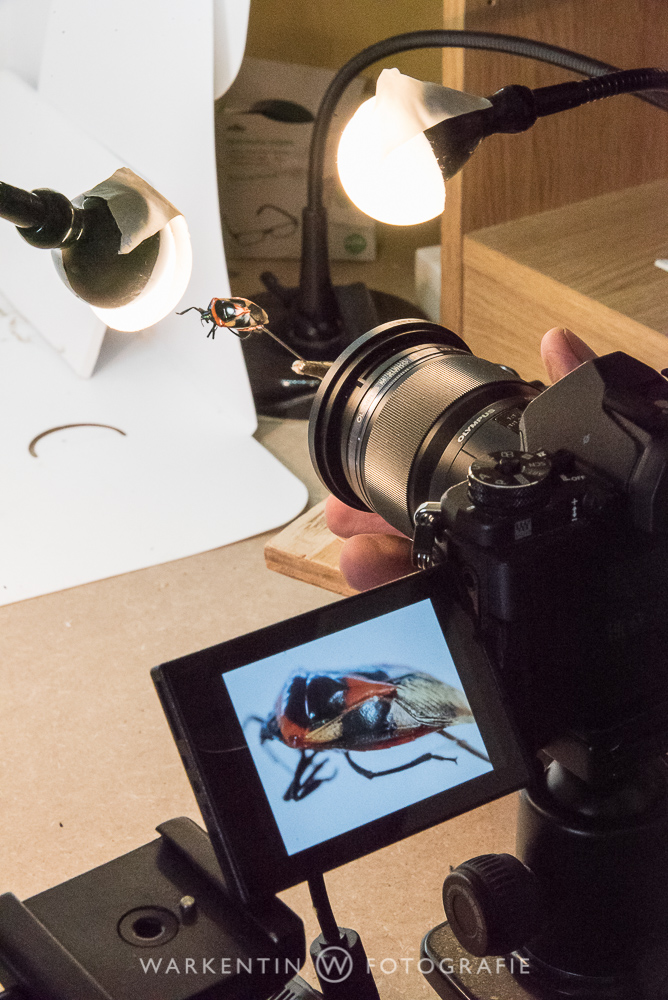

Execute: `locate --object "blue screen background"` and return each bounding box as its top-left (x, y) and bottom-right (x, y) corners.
top-left (223, 599), bottom-right (492, 855)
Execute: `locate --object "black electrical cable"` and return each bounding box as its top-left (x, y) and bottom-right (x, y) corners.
top-left (308, 873), bottom-right (342, 945)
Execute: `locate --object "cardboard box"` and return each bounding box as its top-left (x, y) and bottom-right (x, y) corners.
top-left (217, 57), bottom-right (376, 261)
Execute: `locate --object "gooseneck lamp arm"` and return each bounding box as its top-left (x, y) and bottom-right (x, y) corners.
top-left (425, 67), bottom-right (668, 181)
top-left (298, 30), bottom-right (668, 343)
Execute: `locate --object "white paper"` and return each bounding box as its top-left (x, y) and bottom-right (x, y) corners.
top-left (1, 0), bottom-right (250, 99)
top-left (0, 295), bottom-right (307, 606)
top-left (375, 69), bottom-right (492, 156)
top-left (78, 167), bottom-right (181, 255)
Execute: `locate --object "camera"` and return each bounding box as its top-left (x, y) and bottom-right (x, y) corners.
top-left (308, 317), bottom-right (668, 780)
top-left (305, 317), bottom-right (668, 997)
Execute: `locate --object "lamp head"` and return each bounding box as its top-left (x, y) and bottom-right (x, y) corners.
top-left (0, 171), bottom-right (192, 333)
top-left (337, 70), bottom-right (542, 226)
top-left (337, 69), bottom-right (492, 225)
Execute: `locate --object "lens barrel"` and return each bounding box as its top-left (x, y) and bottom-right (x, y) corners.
top-left (309, 319), bottom-right (541, 537)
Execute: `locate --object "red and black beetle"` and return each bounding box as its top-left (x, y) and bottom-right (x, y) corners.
top-left (251, 668), bottom-right (490, 801)
top-left (177, 296), bottom-right (269, 340)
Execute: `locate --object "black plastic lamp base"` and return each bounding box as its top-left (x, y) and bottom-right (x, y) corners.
top-left (241, 275), bottom-right (428, 419)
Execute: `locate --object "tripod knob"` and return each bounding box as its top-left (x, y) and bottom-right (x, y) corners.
top-left (442, 853), bottom-right (541, 956)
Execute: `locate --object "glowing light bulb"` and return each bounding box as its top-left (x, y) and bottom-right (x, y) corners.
top-left (337, 97), bottom-right (445, 226)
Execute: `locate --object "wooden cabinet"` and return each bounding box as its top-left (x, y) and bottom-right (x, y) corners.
top-left (440, 0), bottom-right (668, 335)
top-left (462, 180), bottom-right (668, 381)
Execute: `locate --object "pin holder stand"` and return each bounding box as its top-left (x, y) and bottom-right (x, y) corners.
top-left (0, 818), bottom-right (316, 1000)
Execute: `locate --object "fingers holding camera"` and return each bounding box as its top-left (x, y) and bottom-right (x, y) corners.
top-left (339, 532), bottom-right (414, 592)
top-left (541, 327), bottom-right (597, 383)
top-left (325, 495), bottom-right (412, 591)
top-left (325, 494), bottom-right (407, 540)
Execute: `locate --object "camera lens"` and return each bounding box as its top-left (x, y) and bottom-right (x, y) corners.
top-left (309, 319), bottom-right (541, 537)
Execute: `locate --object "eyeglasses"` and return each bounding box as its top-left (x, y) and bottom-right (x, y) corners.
top-left (224, 203), bottom-right (298, 247)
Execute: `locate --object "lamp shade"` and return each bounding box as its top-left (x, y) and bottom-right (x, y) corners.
top-left (337, 68), bottom-right (490, 225)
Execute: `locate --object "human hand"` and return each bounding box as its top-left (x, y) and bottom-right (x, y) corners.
top-left (326, 327), bottom-right (597, 591)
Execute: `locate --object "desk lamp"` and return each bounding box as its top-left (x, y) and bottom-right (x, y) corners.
top-left (241, 30), bottom-right (668, 416)
top-left (0, 171), bottom-right (192, 332)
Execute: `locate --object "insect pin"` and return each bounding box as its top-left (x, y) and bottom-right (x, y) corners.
top-left (177, 297), bottom-right (269, 340)
top-left (249, 667), bottom-right (490, 801)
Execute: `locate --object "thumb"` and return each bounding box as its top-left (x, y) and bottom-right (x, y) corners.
top-left (541, 327), bottom-right (597, 384)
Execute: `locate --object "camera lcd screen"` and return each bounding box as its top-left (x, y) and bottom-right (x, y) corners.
top-left (153, 567), bottom-right (530, 902)
top-left (223, 599), bottom-right (493, 856)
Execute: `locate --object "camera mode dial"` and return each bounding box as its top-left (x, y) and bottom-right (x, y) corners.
top-left (467, 450), bottom-right (552, 512)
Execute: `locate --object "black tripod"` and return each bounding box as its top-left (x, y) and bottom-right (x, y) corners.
top-left (423, 753), bottom-right (668, 999)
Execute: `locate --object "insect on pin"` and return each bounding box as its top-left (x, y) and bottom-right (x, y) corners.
top-left (177, 297), bottom-right (269, 340)
top-left (177, 296), bottom-right (304, 360)
top-left (249, 667), bottom-right (490, 801)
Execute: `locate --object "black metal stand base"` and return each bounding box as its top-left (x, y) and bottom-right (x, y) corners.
top-left (422, 922), bottom-right (533, 1000)
top-left (421, 922), bottom-right (637, 1000)
top-left (269, 975), bottom-right (322, 999)
top-left (242, 281), bottom-right (427, 418)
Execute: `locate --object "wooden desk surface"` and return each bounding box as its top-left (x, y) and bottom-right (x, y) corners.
top-left (0, 414), bottom-right (518, 1000)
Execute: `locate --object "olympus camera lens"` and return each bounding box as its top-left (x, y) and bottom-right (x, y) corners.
top-left (308, 319), bottom-right (542, 537)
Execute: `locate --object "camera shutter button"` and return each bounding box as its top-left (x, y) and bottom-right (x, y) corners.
top-left (467, 450), bottom-right (552, 511)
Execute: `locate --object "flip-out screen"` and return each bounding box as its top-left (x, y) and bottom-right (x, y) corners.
top-left (153, 567), bottom-right (530, 901)
top-left (223, 599), bottom-right (493, 856)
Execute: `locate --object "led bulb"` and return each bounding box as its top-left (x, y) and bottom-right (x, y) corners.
top-left (337, 97), bottom-right (445, 226)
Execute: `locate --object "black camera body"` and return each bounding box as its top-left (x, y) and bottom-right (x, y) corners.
top-left (437, 350), bottom-right (668, 781)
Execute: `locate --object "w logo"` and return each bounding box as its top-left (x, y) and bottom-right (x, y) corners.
top-left (315, 946), bottom-right (354, 983)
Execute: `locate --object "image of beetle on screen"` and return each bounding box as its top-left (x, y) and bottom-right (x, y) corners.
top-left (223, 599), bottom-right (493, 856)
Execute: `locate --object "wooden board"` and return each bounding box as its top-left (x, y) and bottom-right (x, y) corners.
top-left (264, 499), bottom-right (358, 597)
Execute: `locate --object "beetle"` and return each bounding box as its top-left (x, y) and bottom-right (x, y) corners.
top-left (250, 667), bottom-right (490, 801)
top-left (177, 297), bottom-right (269, 340)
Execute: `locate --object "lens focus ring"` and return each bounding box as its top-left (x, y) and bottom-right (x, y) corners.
top-left (357, 353), bottom-right (520, 535)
